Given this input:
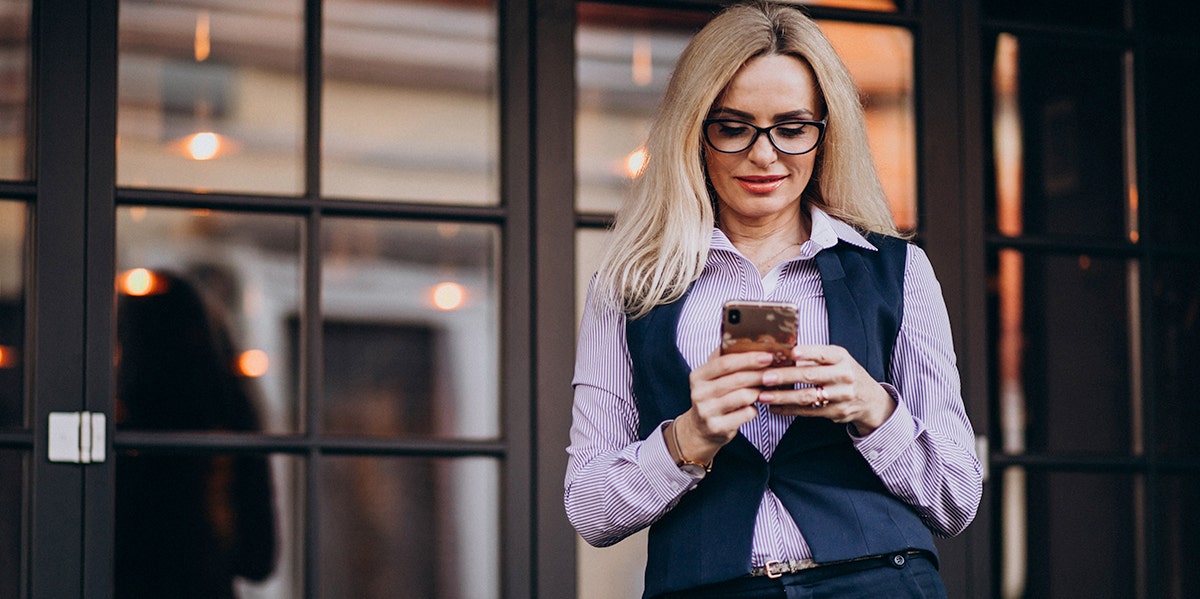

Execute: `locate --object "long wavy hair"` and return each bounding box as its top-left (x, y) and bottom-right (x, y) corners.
top-left (594, 1), bottom-right (900, 318)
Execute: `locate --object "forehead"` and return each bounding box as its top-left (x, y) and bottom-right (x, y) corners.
top-left (714, 53), bottom-right (823, 117)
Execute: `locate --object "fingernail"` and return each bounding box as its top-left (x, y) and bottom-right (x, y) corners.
top-left (762, 372), bottom-right (779, 385)
top-left (757, 353), bottom-right (774, 365)
top-left (758, 392), bottom-right (774, 403)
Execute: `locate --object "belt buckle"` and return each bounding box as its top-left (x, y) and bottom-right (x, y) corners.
top-left (763, 560), bottom-right (785, 579)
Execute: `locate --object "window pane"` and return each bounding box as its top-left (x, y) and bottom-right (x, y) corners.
top-left (783, 0), bottom-right (899, 10)
top-left (990, 250), bottom-right (1135, 455)
top-left (322, 0), bottom-right (499, 204)
top-left (0, 0), bottom-right (31, 181)
top-left (989, 34), bottom-right (1127, 240)
top-left (319, 456), bottom-right (499, 599)
top-left (0, 450), bottom-right (24, 598)
top-left (118, 0), bottom-right (305, 195)
top-left (822, 22), bottom-right (915, 231)
top-left (1159, 474), bottom-right (1200, 599)
top-left (0, 201), bottom-right (24, 428)
top-left (1144, 0), bottom-right (1200, 36)
top-left (1153, 258), bottom-right (1200, 459)
top-left (983, 0), bottom-right (1124, 30)
top-left (1143, 47), bottom-right (1199, 246)
top-left (575, 10), bottom-right (917, 231)
top-left (998, 469), bottom-right (1137, 598)
top-left (576, 228), bottom-right (610, 322)
top-left (115, 451), bottom-right (302, 597)
top-left (116, 207), bottom-right (304, 434)
top-left (575, 5), bottom-right (700, 213)
top-left (320, 218), bottom-right (499, 439)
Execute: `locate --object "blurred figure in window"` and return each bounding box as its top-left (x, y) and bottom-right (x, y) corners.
top-left (115, 270), bottom-right (276, 598)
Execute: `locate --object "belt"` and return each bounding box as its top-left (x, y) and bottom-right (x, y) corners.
top-left (750, 549), bottom-right (933, 579)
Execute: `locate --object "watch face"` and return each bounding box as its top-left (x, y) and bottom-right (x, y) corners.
top-left (680, 463), bottom-right (707, 478)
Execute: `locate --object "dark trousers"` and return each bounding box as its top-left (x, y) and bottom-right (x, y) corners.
top-left (654, 552), bottom-right (947, 599)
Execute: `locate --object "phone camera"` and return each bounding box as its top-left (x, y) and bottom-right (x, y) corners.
top-left (728, 309), bottom-right (741, 324)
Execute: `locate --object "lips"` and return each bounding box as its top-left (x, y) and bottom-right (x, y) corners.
top-left (736, 174), bottom-right (787, 194)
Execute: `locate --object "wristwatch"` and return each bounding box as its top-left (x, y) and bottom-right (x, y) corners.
top-left (671, 421), bottom-right (712, 478)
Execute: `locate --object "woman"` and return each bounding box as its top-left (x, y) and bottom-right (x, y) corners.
top-left (565, 2), bottom-right (982, 598)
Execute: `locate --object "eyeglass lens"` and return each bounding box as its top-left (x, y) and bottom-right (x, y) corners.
top-left (704, 120), bottom-right (823, 155)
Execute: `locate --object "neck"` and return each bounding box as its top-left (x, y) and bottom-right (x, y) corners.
top-left (719, 210), bottom-right (812, 276)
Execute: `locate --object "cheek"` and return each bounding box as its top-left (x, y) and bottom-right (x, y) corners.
top-left (704, 153), bottom-right (734, 187)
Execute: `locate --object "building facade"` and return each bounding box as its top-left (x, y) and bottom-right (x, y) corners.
top-left (0, 0), bottom-right (1196, 597)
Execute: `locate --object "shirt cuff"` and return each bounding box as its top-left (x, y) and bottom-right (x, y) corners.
top-left (849, 383), bottom-right (917, 471)
top-left (645, 421), bottom-right (704, 498)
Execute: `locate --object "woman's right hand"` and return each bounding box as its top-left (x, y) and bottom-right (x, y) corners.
top-left (670, 349), bottom-right (774, 466)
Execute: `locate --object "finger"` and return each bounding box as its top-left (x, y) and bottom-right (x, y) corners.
top-left (792, 344), bottom-right (848, 365)
top-left (695, 350), bottom-right (776, 380)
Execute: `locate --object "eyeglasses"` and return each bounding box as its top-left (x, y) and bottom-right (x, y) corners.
top-left (702, 118), bottom-right (827, 155)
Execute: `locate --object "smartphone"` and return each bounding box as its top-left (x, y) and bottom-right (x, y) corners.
top-left (720, 300), bottom-right (798, 368)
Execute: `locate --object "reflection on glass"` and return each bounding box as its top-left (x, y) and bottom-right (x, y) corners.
top-left (821, 21), bottom-right (915, 231)
top-left (575, 228), bottom-right (610, 324)
top-left (0, 201), bottom-right (24, 428)
top-left (1153, 259), bottom-right (1200, 458)
top-left (989, 34), bottom-right (1127, 240)
top-left (321, 218), bottom-right (499, 439)
top-left (999, 470), bottom-right (1136, 598)
top-left (118, 0), bottom-right (305, 194)
top-left (115, 452), bottom-right (301, 598)
top-left (992, 250), bottom-right (1135, 456)
top-left (982, 0), bottom-right (1124, 30)
top-left (0, 450), bottom-right (24, 598)
top-left (322, 0), bottom-right (499, 204)
top-left (0, 0), bottom-right (30, 181)
top-left (782, 0), bottom-right (898, 10)
top-left (1143, 47), bottom-right (1200, 246)
top-left (575, 6), bottom-right (699, 213)
top-left (1160, 475), bottom-right (1200, 598)
top-left (575, 10), bottom-right (917, 230)
top-left (117, 207), bottom-right (304, 434)
top-left (319, 456), bottom-right (499, 599)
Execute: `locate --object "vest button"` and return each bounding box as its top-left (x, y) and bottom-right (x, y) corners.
top-left (891, 553), bottom-right (906, 568)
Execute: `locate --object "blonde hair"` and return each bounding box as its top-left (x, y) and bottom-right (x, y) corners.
top-left (595, 1), bottom-right (900, 318)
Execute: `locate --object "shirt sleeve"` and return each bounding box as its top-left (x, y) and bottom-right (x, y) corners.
top-left (850, 245), bottom-right (984, 538)
top-left (564, 279), bottom-right (701, 548)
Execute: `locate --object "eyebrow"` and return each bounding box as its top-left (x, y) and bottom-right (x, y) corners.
top-left (708, 107), bottom-right (819, 121)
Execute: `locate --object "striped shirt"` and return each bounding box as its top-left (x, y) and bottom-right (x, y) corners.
top-left (565, 207), bottom-right (983, 568)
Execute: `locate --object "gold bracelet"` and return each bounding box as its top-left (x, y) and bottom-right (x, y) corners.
top-left (671, 418), bottom-right (712, 473)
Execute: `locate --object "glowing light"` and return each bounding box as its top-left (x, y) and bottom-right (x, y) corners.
top-left (625, 147), bottom-right (649, 179)
top-left (194, 11), bottom-right (211, 62)
top-left (0, 345), bottom-right (16, 368)
top-left (120, 268), bottom-right (160, 296)
top-left (186, 132), bottom-right (221, 160)
top-left (432, 282), bottom-right (466, 311)
top-left (237, 349), bottom-right (270, 377)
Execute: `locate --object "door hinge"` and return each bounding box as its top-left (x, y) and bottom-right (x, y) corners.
top-left (48, 411), bottom-right (107, 464)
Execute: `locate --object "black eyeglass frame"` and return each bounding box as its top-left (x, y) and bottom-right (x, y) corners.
top-left (702, 118), bottom-right (828, 156)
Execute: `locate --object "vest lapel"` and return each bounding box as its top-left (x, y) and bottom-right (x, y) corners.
top-left (814, 246), bottom-right (870, 369)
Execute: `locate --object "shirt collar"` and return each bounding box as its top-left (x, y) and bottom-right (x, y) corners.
top-left (709, 205), bottom-right (878, 253)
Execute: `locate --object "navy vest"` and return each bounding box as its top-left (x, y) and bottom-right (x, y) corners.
top-left (626, 234), bottom-right (937, 598)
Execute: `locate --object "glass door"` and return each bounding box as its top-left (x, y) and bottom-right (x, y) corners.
top-left (5, 0), bottom-right (575, 597)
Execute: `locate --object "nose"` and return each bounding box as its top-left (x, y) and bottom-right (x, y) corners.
top-left (747, 130), bottom-right (778, 166)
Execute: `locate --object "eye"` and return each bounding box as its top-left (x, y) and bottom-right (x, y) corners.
top-left (772, 122), bottom-right (811, 139)
top-left (710, 120), bottom-right (748, 137)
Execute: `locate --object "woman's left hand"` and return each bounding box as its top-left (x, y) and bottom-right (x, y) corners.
top-left (756, 344), bottom-right (896, 435)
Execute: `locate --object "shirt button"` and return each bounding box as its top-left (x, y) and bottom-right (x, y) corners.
top-left (866, 449), bottom-right (881, 460)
